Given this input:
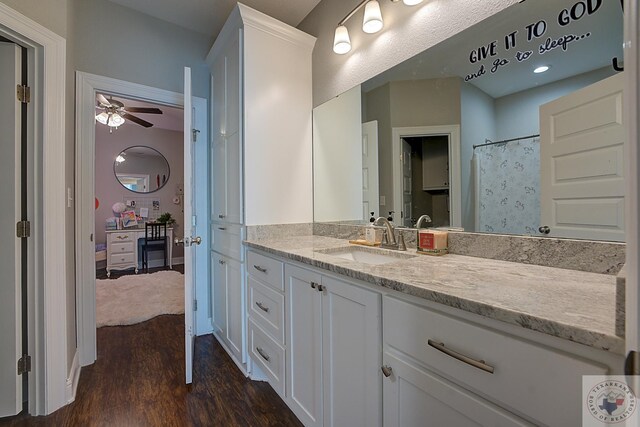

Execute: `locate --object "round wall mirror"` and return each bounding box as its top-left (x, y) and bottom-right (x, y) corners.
top-left (113, 146), bottom-right (170, 193)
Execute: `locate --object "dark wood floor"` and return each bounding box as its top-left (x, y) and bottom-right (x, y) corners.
top-left (1, 315), bottom-right (302, 427)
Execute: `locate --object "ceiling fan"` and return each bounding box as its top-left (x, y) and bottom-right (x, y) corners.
top-left (95, 93), bottom-right (163, 130)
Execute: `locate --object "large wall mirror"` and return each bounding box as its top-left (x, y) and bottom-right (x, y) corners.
top-left (114, 145), bottom-right (170, 193)
top-left (313, 0), bottom-right (624, 242)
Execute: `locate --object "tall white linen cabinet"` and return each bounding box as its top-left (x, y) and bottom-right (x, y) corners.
top-left (206, 4), bottom-right (316, 372)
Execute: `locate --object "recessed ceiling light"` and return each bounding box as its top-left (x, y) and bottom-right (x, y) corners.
top-left (534, 65), bottom-right (550, 74)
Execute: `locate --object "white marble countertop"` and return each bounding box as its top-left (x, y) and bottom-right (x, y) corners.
top-left (244, 235), bottom-right (624, 354)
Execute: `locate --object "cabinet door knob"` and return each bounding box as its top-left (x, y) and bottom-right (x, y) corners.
top-left (310, 282), bottom-right (317, 289)
top-left (317, 284), bottom-right (324, 292)
top-left (218, 259), bottom-right (226, 265)
top-left (538, 225), bottom-right (551, 235)
top-left (381, 365), bottom-right (393, 378)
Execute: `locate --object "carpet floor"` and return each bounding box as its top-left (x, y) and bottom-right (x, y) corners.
top-left (96, 270), bottom-right (184, 327)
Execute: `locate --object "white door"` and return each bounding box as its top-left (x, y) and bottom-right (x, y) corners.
top-left (362, 121), bottom-right (379, 219)
top-left (183, 67), bottom-right (204, 384)
top-left (321, 276), bottom-right (381, 427)
top-left (402, 140), bottom-right (413, 227)
top-left (540, 73), bottom-right (625, 241)
top-left (0, 41), bottom-right (22, 417)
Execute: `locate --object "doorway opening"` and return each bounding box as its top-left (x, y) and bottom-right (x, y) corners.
top-left (400, 135), bottom-right (451, 228)
top-left (93, 94), bottom-right (186, 330)
top-left (392, 125), bottom-right (462, 229)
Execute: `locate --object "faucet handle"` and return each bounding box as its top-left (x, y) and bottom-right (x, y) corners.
top-left (381, 230), bottom-right (389, 245)
top-left (397, 233), bottom-right (407, 251)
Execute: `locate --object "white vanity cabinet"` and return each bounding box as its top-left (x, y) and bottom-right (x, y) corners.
top-left (285, 263), bottom-right (382, 427)
top-left (382, 296), bottom-right (613, 427)
top-left (206, 3), bottom-right (315, 371)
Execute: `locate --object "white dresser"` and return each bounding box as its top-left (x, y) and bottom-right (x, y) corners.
top-left (105, 227), bottom-right (174, 277)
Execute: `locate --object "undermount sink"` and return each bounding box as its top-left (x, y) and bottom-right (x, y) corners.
top-left (317, 246), bottom-right (416, 266)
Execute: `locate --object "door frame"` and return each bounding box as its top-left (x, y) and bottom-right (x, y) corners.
top-left (0, 3), bottom-right (67, 416)
top-left (75, 72), bottom-right (210, 368)
top-left (392, 125), bottom-right (462, 228)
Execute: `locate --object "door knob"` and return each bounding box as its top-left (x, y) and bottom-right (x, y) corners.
top-left (175, 237), bottom-right (192, 247)
top-left (191, 236), bottom-right (202, 245)
top-left (538, 226), bottom-right (551, 235)
top-left (381, 365), bottom-right (393, 378)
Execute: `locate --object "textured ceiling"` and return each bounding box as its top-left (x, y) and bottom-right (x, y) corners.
top-left (107, 0), bottom-right (322, 37)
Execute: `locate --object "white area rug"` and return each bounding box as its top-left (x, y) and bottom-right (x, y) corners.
top-left (96, 270), bottom-right (184, 327)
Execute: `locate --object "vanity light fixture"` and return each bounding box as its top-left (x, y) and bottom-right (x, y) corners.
top-left (534, 65), bottom-right (550, 74)
top-left (333, 0), bottom-right (424, 54)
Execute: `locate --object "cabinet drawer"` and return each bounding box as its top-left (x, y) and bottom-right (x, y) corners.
top-left (247, 250), bottom-right (283, 291)
top-left (249, 319), bottom-right (285, 398)
top-left (110, 242), bottom-right (134, 254)
top-left (108, 232), bottom-right (135, 244)
top-left (248, 276), bottom-right (285, 345)
top-left (110, 252), bottom-right (136, 265)
top-left (383, 296), bottom-right (607, 427)
top-left (211, 223), bottom-right (243, 261)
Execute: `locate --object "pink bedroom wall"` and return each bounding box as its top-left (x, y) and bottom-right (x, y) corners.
top-left (95, 122), bottom-right (185, 261)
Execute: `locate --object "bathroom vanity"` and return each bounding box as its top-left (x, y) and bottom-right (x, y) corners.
top-left (243, 235), bottom-right (622, 427)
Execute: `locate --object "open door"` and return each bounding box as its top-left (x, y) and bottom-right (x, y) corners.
top-left (0, 42), bottom-right (23, 417)
top-left (182, 67), bottom-right (202, 384)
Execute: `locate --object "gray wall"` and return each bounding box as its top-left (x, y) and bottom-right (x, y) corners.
top-left (298, 0), bottom-right (520, 106)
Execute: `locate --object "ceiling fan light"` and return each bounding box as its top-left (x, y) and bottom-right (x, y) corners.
top-left (96, 112), bottom-right (109, 125)
top-left (403, 0), bottom-right (423, 5)
top-left (333, 25), bottom-right (352, 54)
top-left (363, 1), bottom-right (384, 34)
top-left (109, 113), bottom-right (125, 127)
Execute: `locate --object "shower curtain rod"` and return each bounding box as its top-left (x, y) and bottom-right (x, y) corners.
top-left (473, 134), bottom-right (540, 150)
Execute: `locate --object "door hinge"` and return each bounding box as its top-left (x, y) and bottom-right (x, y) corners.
top-left (194, 300), bottom-right (197, 311)
top-left (17, 355), bottom-right (31, 375)
top-left (625, 350), bottom-right (640, 375)
top-left (16, 220), bottom-right (31, 238)
top-left (17, 84), bottom-right (31, 103)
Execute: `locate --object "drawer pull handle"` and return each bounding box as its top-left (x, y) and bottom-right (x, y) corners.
top-left (254, 265), bottom-right (268, 273)
top-left (310, 282), bottom-right (318, 289)
top-left (218, 260), bottom-right (226, 265)
top-left (255, 301), bottom-right (270, 313)
top-left (218, 214), bottom-right (226, 219)
top-left (116, 235), bottom-right (129, 240)
top-left (427, 340), bottom-right (494, 374)
top-left (256, 347), bottom-right (270, 362)
top-left (381, 365), bottom-right (393, 378)
top-left (218, 227), bottom-right (227, 231)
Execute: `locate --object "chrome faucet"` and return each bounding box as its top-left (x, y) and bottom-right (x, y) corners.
top-left (373, 217), bottom-right (399, 250)
top-left (416, 214), bottom-right (432, 229)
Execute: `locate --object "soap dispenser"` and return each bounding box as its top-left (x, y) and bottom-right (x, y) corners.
top-left (369, 212), bottom-right (375, 223)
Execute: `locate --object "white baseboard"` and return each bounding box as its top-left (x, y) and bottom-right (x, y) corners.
top-left (65, 350), bottom-right (81, 404)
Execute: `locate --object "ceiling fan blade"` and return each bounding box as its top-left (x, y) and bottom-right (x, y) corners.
top-left (122, 113), bottom-right (154, 128)
top-left (96, 93), bottom-right (111, 106)
top-left (125, 107), bottom-right (163, 114)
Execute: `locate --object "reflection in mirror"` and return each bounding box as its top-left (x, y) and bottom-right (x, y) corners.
top-left (313, 0), bottom-right (624, 242)
top-left (114, 146), bottom-right (170, 194)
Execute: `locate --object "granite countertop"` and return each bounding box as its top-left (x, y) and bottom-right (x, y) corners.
top-left (244, 235), bottom-right (624, 355)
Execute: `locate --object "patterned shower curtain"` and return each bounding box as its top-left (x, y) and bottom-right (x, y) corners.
top-left (472, 137), bottom-right (540, 235)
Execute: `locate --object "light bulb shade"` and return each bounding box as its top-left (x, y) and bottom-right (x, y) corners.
top-left (115, 155), bottom-right (125, 163)
top-left (403, 0), bottom-right (423, 5)
top-left (363, 1), bottom-right (384, 34)
top-left (109, 113), bottom-right (125, 127)
top-left (333, 25), bottom-right (352, 54)
top-left (96, 112), bottom-right (109, 125)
